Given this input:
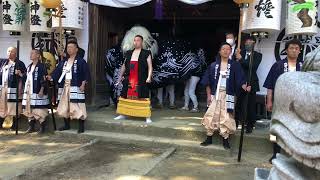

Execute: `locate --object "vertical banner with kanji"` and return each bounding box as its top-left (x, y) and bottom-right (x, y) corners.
top-left (2, 0), bottom-right (27, 32)
top-left (29, 0), bottom-right (52, 32)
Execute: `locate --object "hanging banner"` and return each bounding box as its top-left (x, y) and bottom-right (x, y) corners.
top-left (89, 0), bottom-right (211, 8)
top-left (286, 0), bottom-right (318, 35)
top-left (2, 0), bottom-right (27, 32)
top-left (242, 0), bottom-right (282, 33)
top-left (29, 0), bottom-right (52, 32)
top-left (52, 0), bottom-right (84, 29)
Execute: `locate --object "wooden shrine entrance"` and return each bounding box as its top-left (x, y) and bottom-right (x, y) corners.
top-left (87, 0), bottom-right (239, 104)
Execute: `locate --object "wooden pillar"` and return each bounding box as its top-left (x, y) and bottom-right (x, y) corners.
top-left (87, 4), bottom-right (99, 105)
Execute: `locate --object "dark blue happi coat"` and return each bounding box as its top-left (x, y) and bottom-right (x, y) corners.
top-left (22, 62), bottom-right (49, 109)
top-left (263, 58), bottom-right (303, 90)
top-left (200, 57), bottom-right (246, 112)
top-left (51, 57), bottom-right (90, 103)
top-left (0, 59), bottom-right (27, 102)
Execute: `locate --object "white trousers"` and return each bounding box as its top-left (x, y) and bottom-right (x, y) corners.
top-left (157, 85), bottom-right (175, 106)
top-left (184, 76), bottom-right (200, 108)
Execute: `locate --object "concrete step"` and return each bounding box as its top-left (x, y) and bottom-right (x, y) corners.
top-left (56, 130), bottom-right (264, 158)
top-left (85, 121), bottom-right (272, 154)
top-left (53, 108), bottom-right (273, 154)
top-left (13, 107), bottom-right (272, 154)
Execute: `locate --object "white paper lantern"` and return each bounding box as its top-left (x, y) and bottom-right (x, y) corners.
top-left (286, 0), bottom-right (318, 35)
top-left (29, 0), bottom-right (52, 32)
top-left (52, 0), bottom-right (84, 30)
top-left (242, 0), bottom-right (282, 33)
top-left (2, 0), bottom-right (27, 32)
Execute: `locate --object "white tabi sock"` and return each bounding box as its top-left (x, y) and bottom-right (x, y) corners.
top-left (114, 115), bottom-right (126, 120)
top-left (146, 117), bottom-right (152, 123)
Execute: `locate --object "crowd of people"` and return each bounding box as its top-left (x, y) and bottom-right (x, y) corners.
top-left (0, 31), bottom-right (304, 164)
top-left (0, 39), bottom-right (90, 134)
top-left (111, 32), bottom-right (303, 158)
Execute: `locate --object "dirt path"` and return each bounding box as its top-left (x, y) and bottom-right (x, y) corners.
top-left (146, 151), bottom-right (272, 180)
top-left (0, 130), bottom-right (272, 180)
top-left (19, 141), bottom-right (167, 180)
top-left (0, 131), bottom-right (92, 179)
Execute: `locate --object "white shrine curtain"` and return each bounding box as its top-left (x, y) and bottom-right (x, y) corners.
top-left (178, 0), bottom-right (211, 5)
top-left (89, 0), bottom-right (211, 8)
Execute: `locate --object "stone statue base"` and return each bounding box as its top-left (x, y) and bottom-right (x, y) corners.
top-left (255, 154), bottom-right (320, 180)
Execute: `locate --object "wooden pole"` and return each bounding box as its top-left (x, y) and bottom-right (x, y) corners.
top-left (15, 40), bottom-right (20, 135)
top-left (38, 34), bottom-right (57, 131)
top-left (233, 0), bottom-right (253, 162)
top-left (234, 0), bottom-right (253, 50)
top-left (237, 47), bottom-right (254, 162)
top-left (58, 5), bottom-right (63, 61)
top-left (237, 8), bottom-right (244, 50)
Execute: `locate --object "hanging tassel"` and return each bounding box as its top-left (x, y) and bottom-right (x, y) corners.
top-left (155, 0), bottom-right (163, 20)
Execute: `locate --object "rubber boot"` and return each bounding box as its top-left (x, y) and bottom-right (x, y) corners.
top-left (26, 120), bottom-right (36, 134)
top-left (222, 138), bottom-right (231, 149)
top-left (58, 118), bottom-right (70, 131)
top-left (200, 136), bottom-right (213, 146)
top-left (38, 121), bottom-right (46, 134)
top-left (77, 120), bottom-right (85, 134)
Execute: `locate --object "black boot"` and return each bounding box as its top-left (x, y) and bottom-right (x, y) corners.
top-left (77, 120), bottom-right (85, 134)
top-left (222, 138), bottom-right (231, 149)
top-left (246, 121), bottom-right (254, 134)
top-left (26, 120), bottom-right (36, 134)
top-left (246, 126), bottom-right (253, 134)
top-left (38, 121), bottom-right (46, 134)
top-left (0, 118), bottom-right (4, 129)
top-left (200, 136), bottom-right (212, 146)
top-left (58, 118), bottom-right (70, 131)
top-left (235, 120), bottom-right (239, 130)
top-left (269, 143), bottom-right (281, 164)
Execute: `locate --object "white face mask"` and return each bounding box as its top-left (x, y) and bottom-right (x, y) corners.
top-left (226, 38), bottom-right (235, 46)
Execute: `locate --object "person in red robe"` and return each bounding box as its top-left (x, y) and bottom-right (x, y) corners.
top-left (114, 35), bottom-right (153, 123)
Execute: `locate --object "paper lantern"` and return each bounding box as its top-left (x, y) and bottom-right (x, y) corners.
top-left (29, 0), bottom-right (52, 32)
top-left (286, 0), bottom-right (318, 35)
top-left (39, 0), bottom-right (61, 9)
top-left (242, 0), bottom-right (282, 33)
top-left (2, 0), bottom-right (27, 32)
top-left (52, 0), bottom-right (84, 30)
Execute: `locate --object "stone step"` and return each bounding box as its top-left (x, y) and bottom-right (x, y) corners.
top-left (54, 108), bottom-right (273, 154)
top-left (85, 121), bottom-right (272, 154)
top-left (14, 107), bottom-right (273, 154)
top-left (56, 130), bottom-right (270, 158)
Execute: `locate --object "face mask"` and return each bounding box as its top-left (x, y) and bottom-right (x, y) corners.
top-left (226, 38), bottom-right (234, 46)
top-left (245, 44), bottom-right (254, 51)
